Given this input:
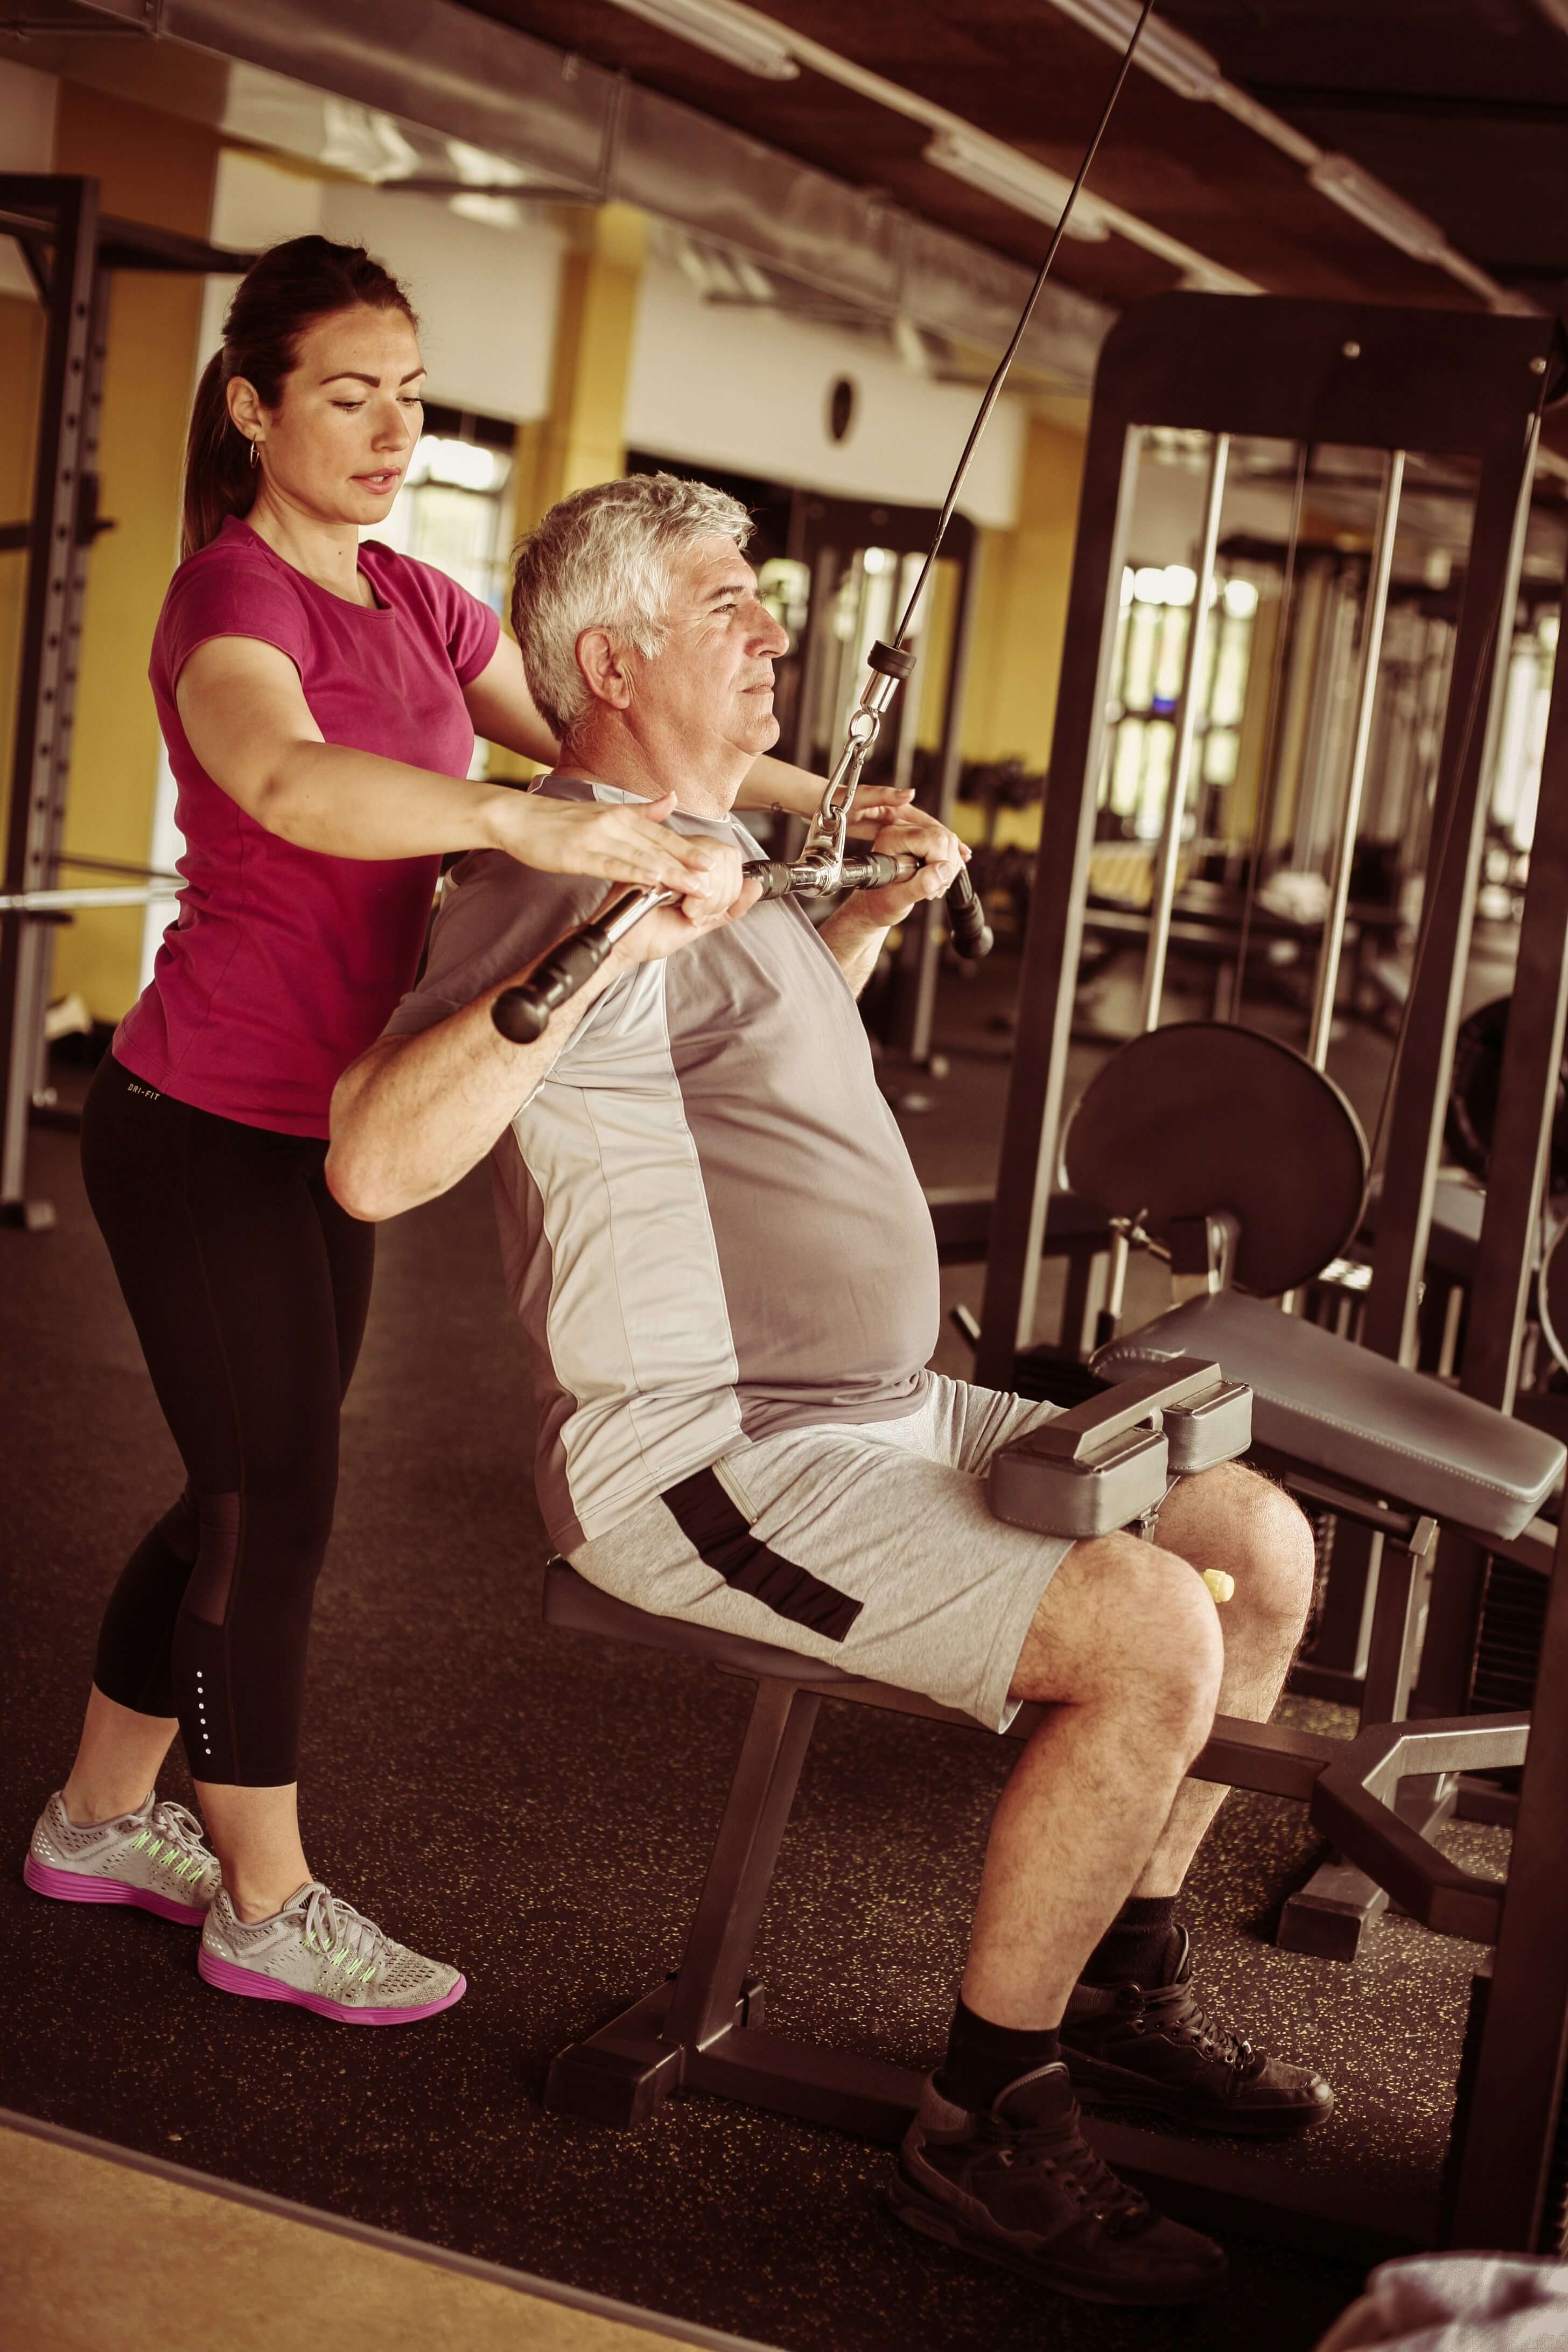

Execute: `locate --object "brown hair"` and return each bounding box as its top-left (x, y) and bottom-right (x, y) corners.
top-left (180, 234), bottom-right (418, 561)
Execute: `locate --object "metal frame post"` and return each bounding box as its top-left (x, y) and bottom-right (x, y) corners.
top-left (1138, 431), bottom-right (1229, 1032)
top-left (0, 176), bottom-right (100, 1229)
top-left (1417, 442), bottom-right (1568, 1717)
top-left (886, 526), bottom-right (982, 1065)
top-left (1361, 416), bottom-right (1542, 1366)
top-left (1448, 1503), bottom-right (1568, 2248)
top-left (1305, 449), bottom-right (1404, 1070)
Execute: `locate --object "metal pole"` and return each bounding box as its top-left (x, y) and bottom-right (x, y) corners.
top-left (1448, 1501), bottom-right (1568, 2248)
top-left (887, 526), bottom-right (981, 1065)
top-left (0, 176), bottom-right (98, 1228)
top-left (975, 421), bottom-right (1140, 1388)
top-left (1306, 450), bottom-right (1404, 1069)
top-left (0, 886), bottom-right (177, 912)
top-left (1361, 419), bottom-right (1539, 1367)
top-left (1137, 433), bottom-right (1229, 1034)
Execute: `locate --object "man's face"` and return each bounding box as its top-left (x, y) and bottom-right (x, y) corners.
top-left (632, 536), bottom-right (790, 767)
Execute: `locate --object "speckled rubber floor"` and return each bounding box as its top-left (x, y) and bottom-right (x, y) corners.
top-left (1, 1017), bottom-right (1504, 2352)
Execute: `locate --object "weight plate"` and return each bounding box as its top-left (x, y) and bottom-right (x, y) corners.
top-left (1539, 1219), bottom-right (1568, 1377)
top-left (1446, 995), bottom-right (1568, 1193)
top-left (1062, 1022), bottom-right (1368, 1299)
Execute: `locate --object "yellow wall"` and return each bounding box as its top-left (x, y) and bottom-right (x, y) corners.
top-left (46, 87), bottom-right (218, 1019)
top-left (493, 202), bottom-right (647, 778)
top-left (962, 410), bottom-right (1087, 769)
top-left (0, 293), bottom-right (45, 863)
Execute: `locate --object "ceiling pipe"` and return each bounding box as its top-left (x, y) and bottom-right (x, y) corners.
top-left (2, 0), bottom-right (1116, 385)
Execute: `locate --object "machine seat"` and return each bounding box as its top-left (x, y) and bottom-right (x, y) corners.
top-left (1093, 1291), bottom-right (1564, 1542)
top-left (543, 1558), bottom-right (864, 1687)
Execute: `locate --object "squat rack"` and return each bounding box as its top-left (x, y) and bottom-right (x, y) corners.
top-left (0, 173), bottom-right (246, 1229)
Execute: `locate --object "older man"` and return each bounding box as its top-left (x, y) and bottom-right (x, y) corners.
top-left (328, 471), bottom-right (1327, 2308)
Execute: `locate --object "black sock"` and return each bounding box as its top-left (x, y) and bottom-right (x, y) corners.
top-left (936, 1994), bottom-right (1061, 2112)
top-left (1082, 1894), bottom-right (1179, 1987)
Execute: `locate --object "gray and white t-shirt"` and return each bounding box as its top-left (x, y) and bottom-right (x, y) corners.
top-left (383, 776), bottom-right (940, 1552)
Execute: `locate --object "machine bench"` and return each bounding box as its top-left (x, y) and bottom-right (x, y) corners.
top-left (540, 1556), bottom-right (1525, 2259)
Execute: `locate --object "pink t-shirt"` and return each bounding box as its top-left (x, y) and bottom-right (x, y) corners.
top-left (114, 515), bottom-right (501, 1136)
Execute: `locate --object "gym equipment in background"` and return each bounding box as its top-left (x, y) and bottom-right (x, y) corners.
top-left (967, 273), bottom-right (1568, 2260)
top-left (0, 175), bottom-right (251, 1231)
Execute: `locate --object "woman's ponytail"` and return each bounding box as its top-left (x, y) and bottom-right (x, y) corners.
top-left (180, 349), bottom-right (254, 562)
top-left (178, 235), bottom-right (418, 563)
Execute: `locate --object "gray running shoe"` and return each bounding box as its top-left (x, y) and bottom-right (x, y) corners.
top-left (25, 1789), bottom-right (221, 1927)
top-left (199, 1880), bottom-right (466, 2026)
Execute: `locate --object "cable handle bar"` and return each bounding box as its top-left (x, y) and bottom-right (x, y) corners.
top-left (491, 850), bottom-right (993, 1046)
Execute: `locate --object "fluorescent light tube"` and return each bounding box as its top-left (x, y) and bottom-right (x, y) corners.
top-left (603, 0), bottom-right (800, 80)
top-left (1052, 0), bottom-right (1223, 102)
top-left (925, 129), bottom-right (1111, 241)
top-left (1307, 154), bottom-right (1450, 265)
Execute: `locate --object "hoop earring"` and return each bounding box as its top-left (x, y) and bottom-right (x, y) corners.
top-left (249, 439), bottom-right (260, 469)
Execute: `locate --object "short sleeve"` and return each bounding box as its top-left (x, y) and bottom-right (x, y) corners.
top-left (156, 551), bottom-right (312, 693)
top-left (380, 848), bottom-right (605, 1039)
top-left (445, 580), bottom-right (501, 686)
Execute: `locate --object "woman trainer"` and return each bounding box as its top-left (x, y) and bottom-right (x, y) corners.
top-left (24, 234), bottom-right (845, 2023)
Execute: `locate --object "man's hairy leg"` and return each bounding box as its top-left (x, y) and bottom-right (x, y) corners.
top-left (1130, 1463), bottom-right (1316, 1898)
top-left (961, 1535), bottom-right (1224, 2029)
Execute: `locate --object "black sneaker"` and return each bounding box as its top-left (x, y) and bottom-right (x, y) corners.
top-left (1062, 1927), bottom-right (1333, 2137)
top-left (890, 2061), bottom-right (1228, 2307)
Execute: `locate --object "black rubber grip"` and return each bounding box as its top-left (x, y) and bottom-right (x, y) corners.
top-left (492, 926), bottom-right (615, 1044)
top-left (946, 869), bottom-right (993, 959)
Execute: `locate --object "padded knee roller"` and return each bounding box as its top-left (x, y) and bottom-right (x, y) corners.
top-left (989, 1358), bottom-right (1252, 1540)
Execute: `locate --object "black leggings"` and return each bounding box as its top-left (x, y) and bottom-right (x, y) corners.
top-left (80, 1054), bottom-right (375, 1786)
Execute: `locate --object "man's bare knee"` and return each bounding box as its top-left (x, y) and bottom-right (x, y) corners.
top-left (1158, 1462), bottom-right (1316, 1642)
top-left (1014, 1532), bottom-right (1223, 1744)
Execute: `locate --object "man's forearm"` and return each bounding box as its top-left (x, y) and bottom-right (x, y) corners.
top-left (327, 957), bottom-right (618, 1220)
top-left (820, 908), bottom-right (891, 999)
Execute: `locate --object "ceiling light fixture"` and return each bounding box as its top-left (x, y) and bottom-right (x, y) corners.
top-left (603, 0), bottom-right (799, 80)
top-left (1307, 155), bottom-right (1450, 266)
top-left (925, 129), bottom-right (1111, 241)
top-left (1050, 0), bottom-right (1222, 101)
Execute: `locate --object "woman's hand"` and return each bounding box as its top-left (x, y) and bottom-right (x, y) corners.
top-left (492, 789), bottom-right (724, 894)
top-left (605, 839), bottom-right (763, 968)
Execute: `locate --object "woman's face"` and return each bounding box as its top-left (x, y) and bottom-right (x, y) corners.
top-left (230, 304), bottom-right (426, 528)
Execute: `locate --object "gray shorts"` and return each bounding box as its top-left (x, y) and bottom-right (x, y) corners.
top-left (567, 1374), bottom-right (1070, 1733)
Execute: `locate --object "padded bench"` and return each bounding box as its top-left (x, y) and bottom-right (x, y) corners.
top-left (1094, 1289), bottom-right (1560, 1545)
top-left (1095, 1289), bottom-right (1564, 1954)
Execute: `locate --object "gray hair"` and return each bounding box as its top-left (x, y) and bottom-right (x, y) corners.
top-left (511, 471), bottom-right (754, 740)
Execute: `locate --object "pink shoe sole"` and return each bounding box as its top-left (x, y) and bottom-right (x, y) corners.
top-left (197, 1947), bottom-right (468, 2025)
top-left (24, 1852), bottom-right (207, 1928)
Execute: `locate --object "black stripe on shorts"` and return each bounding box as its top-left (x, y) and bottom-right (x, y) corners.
top-left (661, 1466), bottom-right (863, 1644)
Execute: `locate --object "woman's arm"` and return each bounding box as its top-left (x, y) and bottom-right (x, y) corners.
top-left (460, 632), bottom-right (559, 766)
top-left (176, 635), bottom-right (719, 893)
top-left (737, 754), bottom-right (914, 834)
